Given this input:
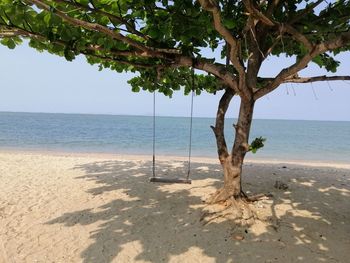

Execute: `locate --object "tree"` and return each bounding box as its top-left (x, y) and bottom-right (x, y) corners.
top-left (1, 0), bottom-right (350, 224)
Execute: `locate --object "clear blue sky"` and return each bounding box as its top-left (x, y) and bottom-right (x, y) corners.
top-left (1, 43), bottom-right (349, 121)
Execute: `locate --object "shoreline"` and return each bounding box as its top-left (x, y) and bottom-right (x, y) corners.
top-left (1, 148), bottom-right (349, 169)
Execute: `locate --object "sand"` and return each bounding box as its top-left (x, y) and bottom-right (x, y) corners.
top-left (0, 151), bottom-right (349, 263)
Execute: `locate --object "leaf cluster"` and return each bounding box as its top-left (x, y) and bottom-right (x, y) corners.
top-left (249, 136), bottom-right (266, 154)
top-left (263, 0), bottom-right (350, 71)
top-left (127, 67), bottom-right (221, 97)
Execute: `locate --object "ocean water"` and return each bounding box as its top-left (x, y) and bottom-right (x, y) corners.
top-left (0, 112), bottom-right (349, 163)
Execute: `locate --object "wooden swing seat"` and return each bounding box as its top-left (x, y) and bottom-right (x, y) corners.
top-left (149, 177), bottom-right (191, 184)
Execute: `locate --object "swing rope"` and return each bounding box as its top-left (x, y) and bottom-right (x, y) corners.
top-left (151, 68), bottom-right (195, 184)
top-left (152, 90), bottom-right (156, 178)
top-left (186, 70), bottom-right (195, 180)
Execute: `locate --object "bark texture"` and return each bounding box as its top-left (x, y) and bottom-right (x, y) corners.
top-left (202, 87), bottom-right (258, 225)
top-left (209, 97), bottom-right (255, 205)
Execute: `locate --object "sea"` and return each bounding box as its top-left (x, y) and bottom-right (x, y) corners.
top-left (0, 111), bottom-right (349, 163)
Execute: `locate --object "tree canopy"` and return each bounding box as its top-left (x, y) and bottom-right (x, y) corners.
top-left (1, 0), bottom-right (350, 98)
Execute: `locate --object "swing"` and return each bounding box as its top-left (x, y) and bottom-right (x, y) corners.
top-left (150, 70), bottom-right (195, 184)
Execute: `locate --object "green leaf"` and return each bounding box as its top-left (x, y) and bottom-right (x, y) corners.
top-left (312, 55), bottom-right (323, 67)
top-left (132, 86), bottom-right (140, 92)
top-left (64, 48), bottom-right (75, 61)
top-left (1, 38), bottom-right (16, 49)
top-left (76, 0), bottom-right (89, 5)
top-left (43, 13), bottom-right (51, 26)
top-left (222, 19), bottom-right (236, 29)
top-left (147, 28), bottom-right (161, 39)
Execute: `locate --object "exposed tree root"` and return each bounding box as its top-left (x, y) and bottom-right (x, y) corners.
top-left (207, 187), bottom-right (273, 204)
top-left (243, 192), bottom-right (274, 203)
top-left (202, 196), bottom-right (256, 226)
top-left (202, 189), bottom-right (273, 226)
top-left (206, 187), bottom-right (233, 204)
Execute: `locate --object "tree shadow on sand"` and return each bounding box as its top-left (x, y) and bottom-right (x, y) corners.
top-left (46, 160), bottom-right (350, 262)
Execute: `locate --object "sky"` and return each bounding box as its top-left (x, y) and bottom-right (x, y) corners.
top-left (1, 43), bottom-right (350, 121)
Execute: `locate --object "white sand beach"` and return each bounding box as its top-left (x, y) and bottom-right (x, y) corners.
top-left (0, 151), bottom-right (349, 262)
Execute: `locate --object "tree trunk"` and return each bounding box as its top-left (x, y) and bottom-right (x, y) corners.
top-left (204, 96), bottom-right (256, 225)
top-left (209, 97), bottom-right (255, 204)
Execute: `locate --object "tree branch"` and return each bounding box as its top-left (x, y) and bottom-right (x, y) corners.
top-left (254, 30), bottom-right (350, 100)
top-left (282, 24), bottom-right (312, 51)
top-left (265, 0), bottom-right (280, 18)
top-left (0, 25), bottom-right (172, 71)
top-left (0, 28), bottom-right (24, 37)
top-left (263, 24), bottom-right (313, 57)
top-left (210, 88), bottom-right (235, 163)
top-left (289, 0), bottom-right (324, 25)
top-left (259, 75), bottom-right (350, 84)
top-left (285, 75), bottom-right (350, 83)
top-left (26, 0), bottom-right (180, 56)
top-left (26, 0), bottom-right (148, 51)
top-left (242, 1), bottom-right (313, 52)
top-left (197, 0), bottom-right (245, 97)
top-left (318, 31), bottom-right (350, 52)
top-left (81, 51), bottom-right (160, 69)
top-left (0, 26), bottom-right (148, 58)
top-left (175, 56), bottom-right (239, 89)
top-left (51, 0), bottom-right (149, 41)
top-left (243, 0), bottom-right (274, 26)
top-left (244, 17), bottom-right (264, 92)
top-left (264, 34), bottom-right (281, 57)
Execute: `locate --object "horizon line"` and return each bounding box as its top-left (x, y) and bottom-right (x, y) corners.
top-left (0, 110), bottom-right (349, 122)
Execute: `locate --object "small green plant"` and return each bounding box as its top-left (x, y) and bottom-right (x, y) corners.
top-left (249, 137), bottom-right (266, 154)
